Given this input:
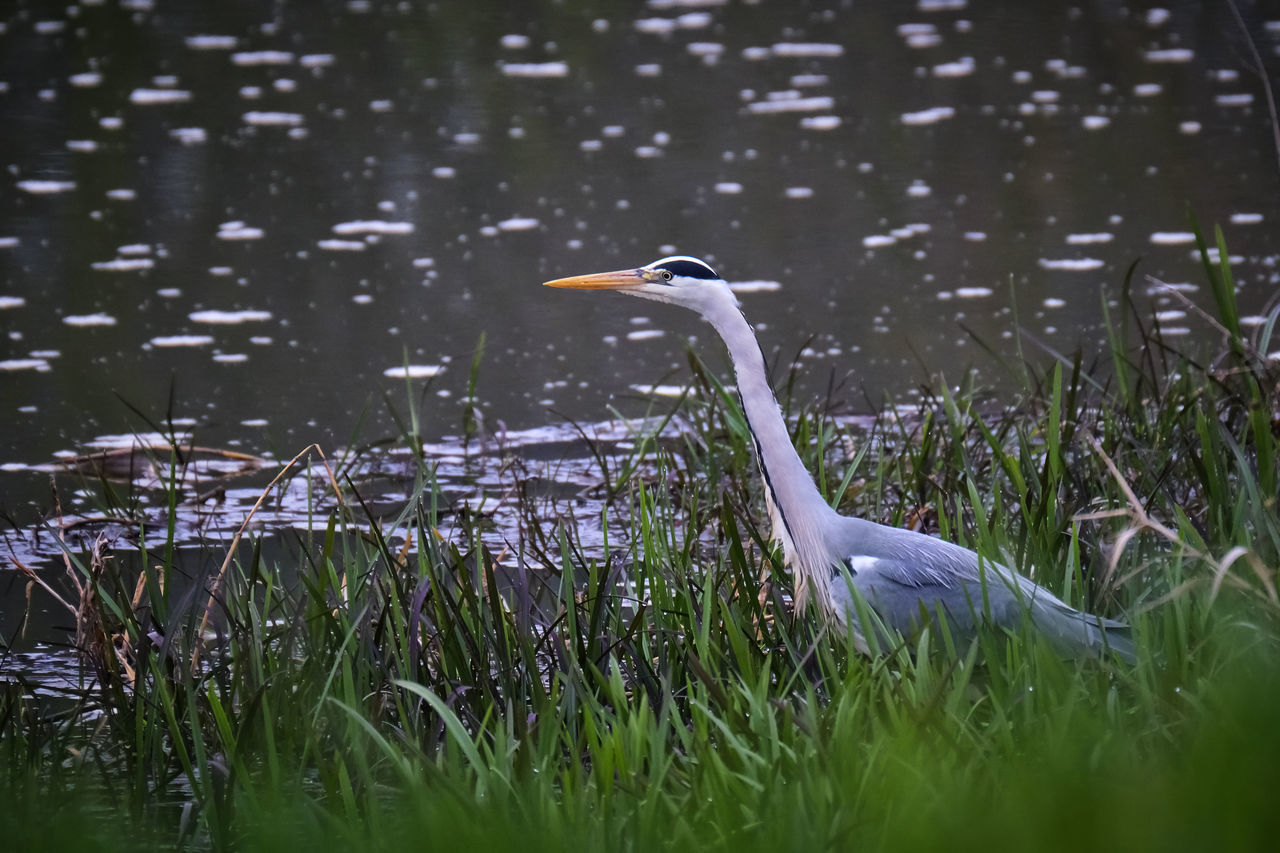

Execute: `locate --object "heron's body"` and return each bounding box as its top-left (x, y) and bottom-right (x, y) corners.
top-left (545, 256), bottom-right (1134, 662)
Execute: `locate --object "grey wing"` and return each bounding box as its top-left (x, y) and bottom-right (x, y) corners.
top-left (831, 551), bottom-right (1134, 661)
top-left (831, 554), bottom-right (1019, 640)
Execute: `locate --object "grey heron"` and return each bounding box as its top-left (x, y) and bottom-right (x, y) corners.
top-left (544, 255), bottom-right (1136, 663)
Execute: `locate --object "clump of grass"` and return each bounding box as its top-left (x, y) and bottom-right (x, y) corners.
top-left (2, 228), bottom-right (1278, 852)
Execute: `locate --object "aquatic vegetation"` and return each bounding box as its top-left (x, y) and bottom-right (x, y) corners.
top-left (2, 233), bottom-right (1279, 851)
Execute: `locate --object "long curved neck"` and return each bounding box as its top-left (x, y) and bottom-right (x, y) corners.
top-left (698, 289), bottom-right (839, 609)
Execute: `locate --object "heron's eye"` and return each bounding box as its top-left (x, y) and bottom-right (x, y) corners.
top-left (660, 270), bottom-right (673, 282)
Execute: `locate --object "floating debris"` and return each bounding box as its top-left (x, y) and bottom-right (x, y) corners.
top-left (0, 358), bottom-right (52, 372)
top-left (129, 88), bottom-right (192, 104)
top-left (16, 180), bottom-right (77, 194)
top-left (770, 43), bottom-right (844, 57)
top-left (747, 96), bottom-right (835, 114)
top-left (383, 365), bottom-right (445, 379)
top-left (242, 111), bottom-right (305, 126)
top-left (318, 239), bottom-right (366, 251)
top-left (332, 220), bottom-right (414, 235)
top-left (150, 335), bottom-right (215, 347)
top-left (185, 34), bottom-right (238, 50)
top-left (1039, 257), bottom-right (1105, 271)
top-left (64, 313), bottom-right (118, 327)
top-left (500, 62), bottom-right (569, 78)
top-left (231, 50), bottom-right (294, 66)
top-left (91, 258), bottom-right (155, 272)
top-left (728, 280), bottom-right (782, 293)
top-left (901, 106), bottom-right (955, 125)
top-left (217, 222), bottom-right (265, 240)
top-left (189, 310), bottom-right (273, 324)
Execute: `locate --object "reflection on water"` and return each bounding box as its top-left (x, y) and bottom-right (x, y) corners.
top-left (1, 3), bottom-right (1278, 584)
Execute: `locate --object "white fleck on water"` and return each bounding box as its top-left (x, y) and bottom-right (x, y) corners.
top-left (189, 310), bottom-right (272, 324)
top-left (933, 57), bottom-right (975, 77)
top-left (1179, 121), bottom-right (1202, 134)
top-left (0, 359), bottom-right (51, 372)
top-left (1214, 93), bottom-right (1254, 107)
top-left (626, 329), bottom-right (665, 341)
top-left (17, 180), bottom-right (76, 194)
top-left (1038, 258), bottom-right (1104, 271)
top-left (901, 106), bottom-right (955, 125)
top-left (213, 353), bottom-right (249, 363)
top-left (0, 296), bottom-right (26, 308)
top-left (231, 50), bottom-right (294, 66)
top-left (64, 313), bottom-right (118, 326)
top-left (955, 287), bottom-right (994, 298)
top-left (1043, 298), bottom-right (1066, 308)
top-left (770, 43), bottom-right (844, 57)
top-left (635, 64), bottom-right (661, 77)
top-left (964, 232), bottom-right (987, 241)
top-left (906, 181), bottom-right (931, 197)
top-left (332, 220), bottom-right (414, 235)
top-left (714, 182), bottom-right (743, 194)
top-left (171, 127), bottom-right (207, 145)
top-left (383, 365), bottom-right (444, 379)
top-left (243, 111), bottom-right (304, 126)
top-left (69, 72), bottom-right (103, 87)
top-left (185, 34), bottom-right (238, 50)
top-left (1145, 48), bottom-right (1193, 63)
top-left (66, 140), bottom-right (98, 152)
top-left (785, 187), bottom-right (814, 198)
top-left (1133, 83), bottom-right (1163, 97)
top-left (500, 34), bottom-right (530, 49)
top-left (863, 235), bottom-right (896, 248)
top-left (635, 18), bottom-right (677, 35)
top-left (0, 237), bottom-right (19, 249)
top-left (500, 62), bottom-right (569, 78)
top-left (1066, 232), bottom-right (1113, 244)
top-left (217, 223), bottom-right (264, 240)
top-left (1150, 231), bottom-right (1195, 244)
top-left (299, 54), bottom-right (335, 68)
top-left (728, 280), bottom-right (781, 293)
top-left (497, 217), bottom-right (540, 231)
top-left (1146, 8), bottom-right (1170, 26)
top-left (1082, 115), bottom-right (1110, 130)
top-left (317, 239), bottom-right (366, 251)
top-left (791, 74), bottom-right (828, 87)
top-left (91, 258), bottom-right (154, 271)
top-left (432, 167), bottom-right (456, 178)
top-left (1230, 212), bottom-right (1264, 224)
top-left (129, 88), bottom-right (192, 104)
top-left (800, 115), bottom-right (841, 130)
top-left (629, 384), bottom-right (689, 397)
top-left (747, 96), bottom-right (835, 114)
top-left (149, 335), bottom-right (215, 347)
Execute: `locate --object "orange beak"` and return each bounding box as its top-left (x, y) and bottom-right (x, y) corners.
top-left (542, 268), bottom-right (650, 290)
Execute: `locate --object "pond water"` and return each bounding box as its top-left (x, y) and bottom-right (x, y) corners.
top-left (1, 1), bottom-right (1279, 651)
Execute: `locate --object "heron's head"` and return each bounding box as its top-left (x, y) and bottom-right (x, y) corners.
top-left (543, 255), bottom-right (732, 310)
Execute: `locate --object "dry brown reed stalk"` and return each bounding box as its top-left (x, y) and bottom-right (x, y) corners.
top-left (1076, 432), bottom-right (1278, 612)
top-left (190, 444), bottom-right (344, 671)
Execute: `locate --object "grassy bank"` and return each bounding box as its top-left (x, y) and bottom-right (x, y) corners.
top-left (3, 230), bottom-right (1278, 851)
